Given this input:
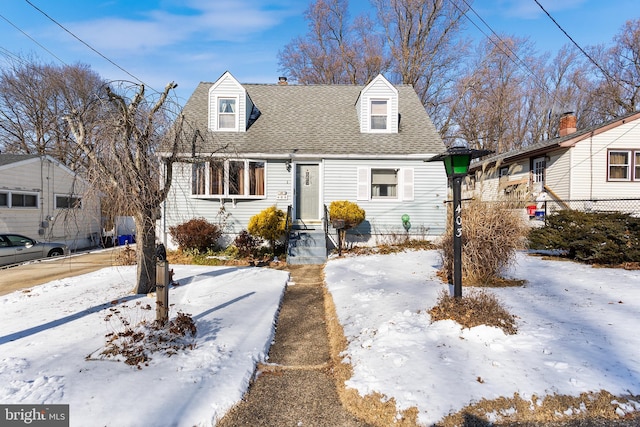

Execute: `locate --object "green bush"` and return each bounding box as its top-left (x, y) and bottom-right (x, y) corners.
top-left (329, 200), bottom-right (366, 253)
top-left (528, 210), bottom-right (640, 264)
top-left (168, 218), bottom-right (222, 253)
top-left (248, 206), bottom-right (287, 252)
top-left (328, 200), bottom-right (365, 229)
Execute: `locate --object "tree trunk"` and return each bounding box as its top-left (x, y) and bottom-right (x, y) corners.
top-left (133, 210), bottom-right (157, 294)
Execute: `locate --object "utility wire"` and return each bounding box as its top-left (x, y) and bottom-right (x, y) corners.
top-left (0, 12), bottom-right (67, 65)
top-left (532, 0), bottom-right (622, 87)
top-left (23, 0), bottom-right (153, 90)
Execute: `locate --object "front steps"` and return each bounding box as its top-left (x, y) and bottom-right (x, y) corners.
top-left (286, 227), bottom-right (327, 265)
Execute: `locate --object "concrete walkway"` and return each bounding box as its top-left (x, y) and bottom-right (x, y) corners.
top-left (217, 264), bottom-right (374, 427)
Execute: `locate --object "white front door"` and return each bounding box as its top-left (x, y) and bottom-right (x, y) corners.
top-left (295, 164), bottom-right (320, 221)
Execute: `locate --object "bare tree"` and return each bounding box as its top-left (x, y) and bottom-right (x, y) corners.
top-left (0, 59), bottom-right (104, 169)
top-left (372, 0), bottom-right (469, 126)
top-left (585, 18), bottom-right (640, 120)
top-left (278, 0), bottom-right (387, 84)
top-left (65, 81), bottom-right (185, 294)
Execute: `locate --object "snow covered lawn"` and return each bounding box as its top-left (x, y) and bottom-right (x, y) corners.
top-left (324, 250), bottom-right (640, 425)
top-left (0, 265), bottom-right (289, 426)
top-left (1, 250), bottom-right (640, 426)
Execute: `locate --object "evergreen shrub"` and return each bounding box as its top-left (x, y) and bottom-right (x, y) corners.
top-left (248, 206), bottom-right (287, 252)
top-left (528, 210), bottom-right (640, 264)
top-left (328, 200), bottom-right (365, 229)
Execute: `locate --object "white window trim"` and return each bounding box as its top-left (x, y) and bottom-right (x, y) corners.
top-left (214, 95), bottom-right (239, 131)
top-left (191, 159), bottom-right (266, 199)
top-left (368, 98), bottom-right (391, 133)
top-left (357, 167), bottom-right (414, 201)
top-left (4, 191), bottom-right (39, 209)
top-left (608, 149), bottom-right (633, 182)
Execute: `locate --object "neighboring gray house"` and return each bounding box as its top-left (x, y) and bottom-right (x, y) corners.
top-left (161, 72), bottom-right (447, 263)
top-left (467, 111), bottom-right (640, 216)
top-left (0, 154), bottom-right (101, 250)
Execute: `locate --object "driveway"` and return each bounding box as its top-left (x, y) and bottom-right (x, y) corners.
top-left (0, 248), bottom-right (122, 296)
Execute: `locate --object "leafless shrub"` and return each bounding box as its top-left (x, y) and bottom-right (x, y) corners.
top-left (429, 289), bottom-right (517, 335)
top-left (438, 199), bottom-right (528, 285)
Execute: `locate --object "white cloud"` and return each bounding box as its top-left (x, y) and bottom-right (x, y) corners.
top-left (61, 0), bottom-right (299, 55)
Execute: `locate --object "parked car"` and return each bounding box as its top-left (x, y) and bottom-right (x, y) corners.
top-left (0, 234), bottom-right (69, 267)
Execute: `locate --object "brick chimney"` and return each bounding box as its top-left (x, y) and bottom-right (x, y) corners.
top-left (278, 76), bottom-right (288, 85)
top-left (559, 112), bottom-right (577, 137)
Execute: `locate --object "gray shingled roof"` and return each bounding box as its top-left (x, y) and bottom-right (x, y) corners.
top-left (178, 82), bottom-right (444, 157)
top-left (0, 154), bottom-right (40, 167)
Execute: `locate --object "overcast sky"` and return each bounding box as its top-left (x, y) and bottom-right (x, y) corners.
top-left (1, 0), bottom-right (638, 104)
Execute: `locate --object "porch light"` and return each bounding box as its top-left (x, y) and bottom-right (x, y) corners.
top-left (427, 146), bottom-right (492, 298)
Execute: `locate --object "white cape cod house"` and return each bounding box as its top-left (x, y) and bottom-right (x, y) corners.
top-left (0, 154), bottom-right (101, 250)
top-left (161, 72), bottom-right (447, 263)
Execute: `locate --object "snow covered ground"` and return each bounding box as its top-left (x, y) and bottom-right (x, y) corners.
top-left (1, 250), bottom-right (640, 426)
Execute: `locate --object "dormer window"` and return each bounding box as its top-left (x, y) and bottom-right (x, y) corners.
top-left (370, 100), bottom-right (388, 130)
top-left (218, 97), bottom-right (237, 130)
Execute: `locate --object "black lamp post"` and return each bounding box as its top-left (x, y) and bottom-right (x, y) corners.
top-left (427, 146), bottom-right (492, 298)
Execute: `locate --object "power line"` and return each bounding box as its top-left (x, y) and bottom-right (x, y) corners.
top-left (455, 0), bottom-right (563, 110)
top-left (23, 0), bottom-right (154, 90)
top-left (532, 0), bottom-right (621, 87)
top-left (0, 12), bottom-right (67, 65)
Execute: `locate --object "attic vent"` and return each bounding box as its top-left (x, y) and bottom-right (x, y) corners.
top-left (278, 76), bottom-right (288, 85)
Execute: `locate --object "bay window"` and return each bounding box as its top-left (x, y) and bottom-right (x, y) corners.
top-left (192, 160), bottom-right (265, 197)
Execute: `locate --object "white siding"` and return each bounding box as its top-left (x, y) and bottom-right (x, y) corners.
top-left (569, 121), bottom-right (640, 199)
top-left (0, 157), bottom-right (101, 249)
top-left (545, 149), bottom-right (571, 199)
top-left (358, 75), bottom-right (399, 133)
top-left (208, 72), bottom-right (248, 132)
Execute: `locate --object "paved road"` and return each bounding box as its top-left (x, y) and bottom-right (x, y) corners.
top-left (0, 248), bottom-right (122, 296)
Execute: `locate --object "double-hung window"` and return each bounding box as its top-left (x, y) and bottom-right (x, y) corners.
top-left (217, 97), bottom-right (237, 130)
top-left (607, 149), bottom-right (640, 181)
top-left (371, 169), bottom-right (398, 198)
top-left (358, 167), bottom-right (413, 201)
top-left (0, 192), bottom-right (7, 207)
top-left (608, 150), bottom-right (630, 181)
top-left (370, 99), bottom-right (388, 131)
top-left (192, 160), bottom-right (265, 197)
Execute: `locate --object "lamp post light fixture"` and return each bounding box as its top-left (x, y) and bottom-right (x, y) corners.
top-left (427, 146), bottom-right (493, 298)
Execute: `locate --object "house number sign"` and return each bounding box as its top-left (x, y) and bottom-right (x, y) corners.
top-left (305, 169), bottom-right (310, 186)
top-left (454, 202), bottom-right (462, 238)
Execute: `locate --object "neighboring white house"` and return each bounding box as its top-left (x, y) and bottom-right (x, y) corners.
top-left (468, 111), bottom-right (640, 216)
top-left (160, 72), bottom-right (448, 263)
top-left (0, 154), bottom-right (101, 250)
